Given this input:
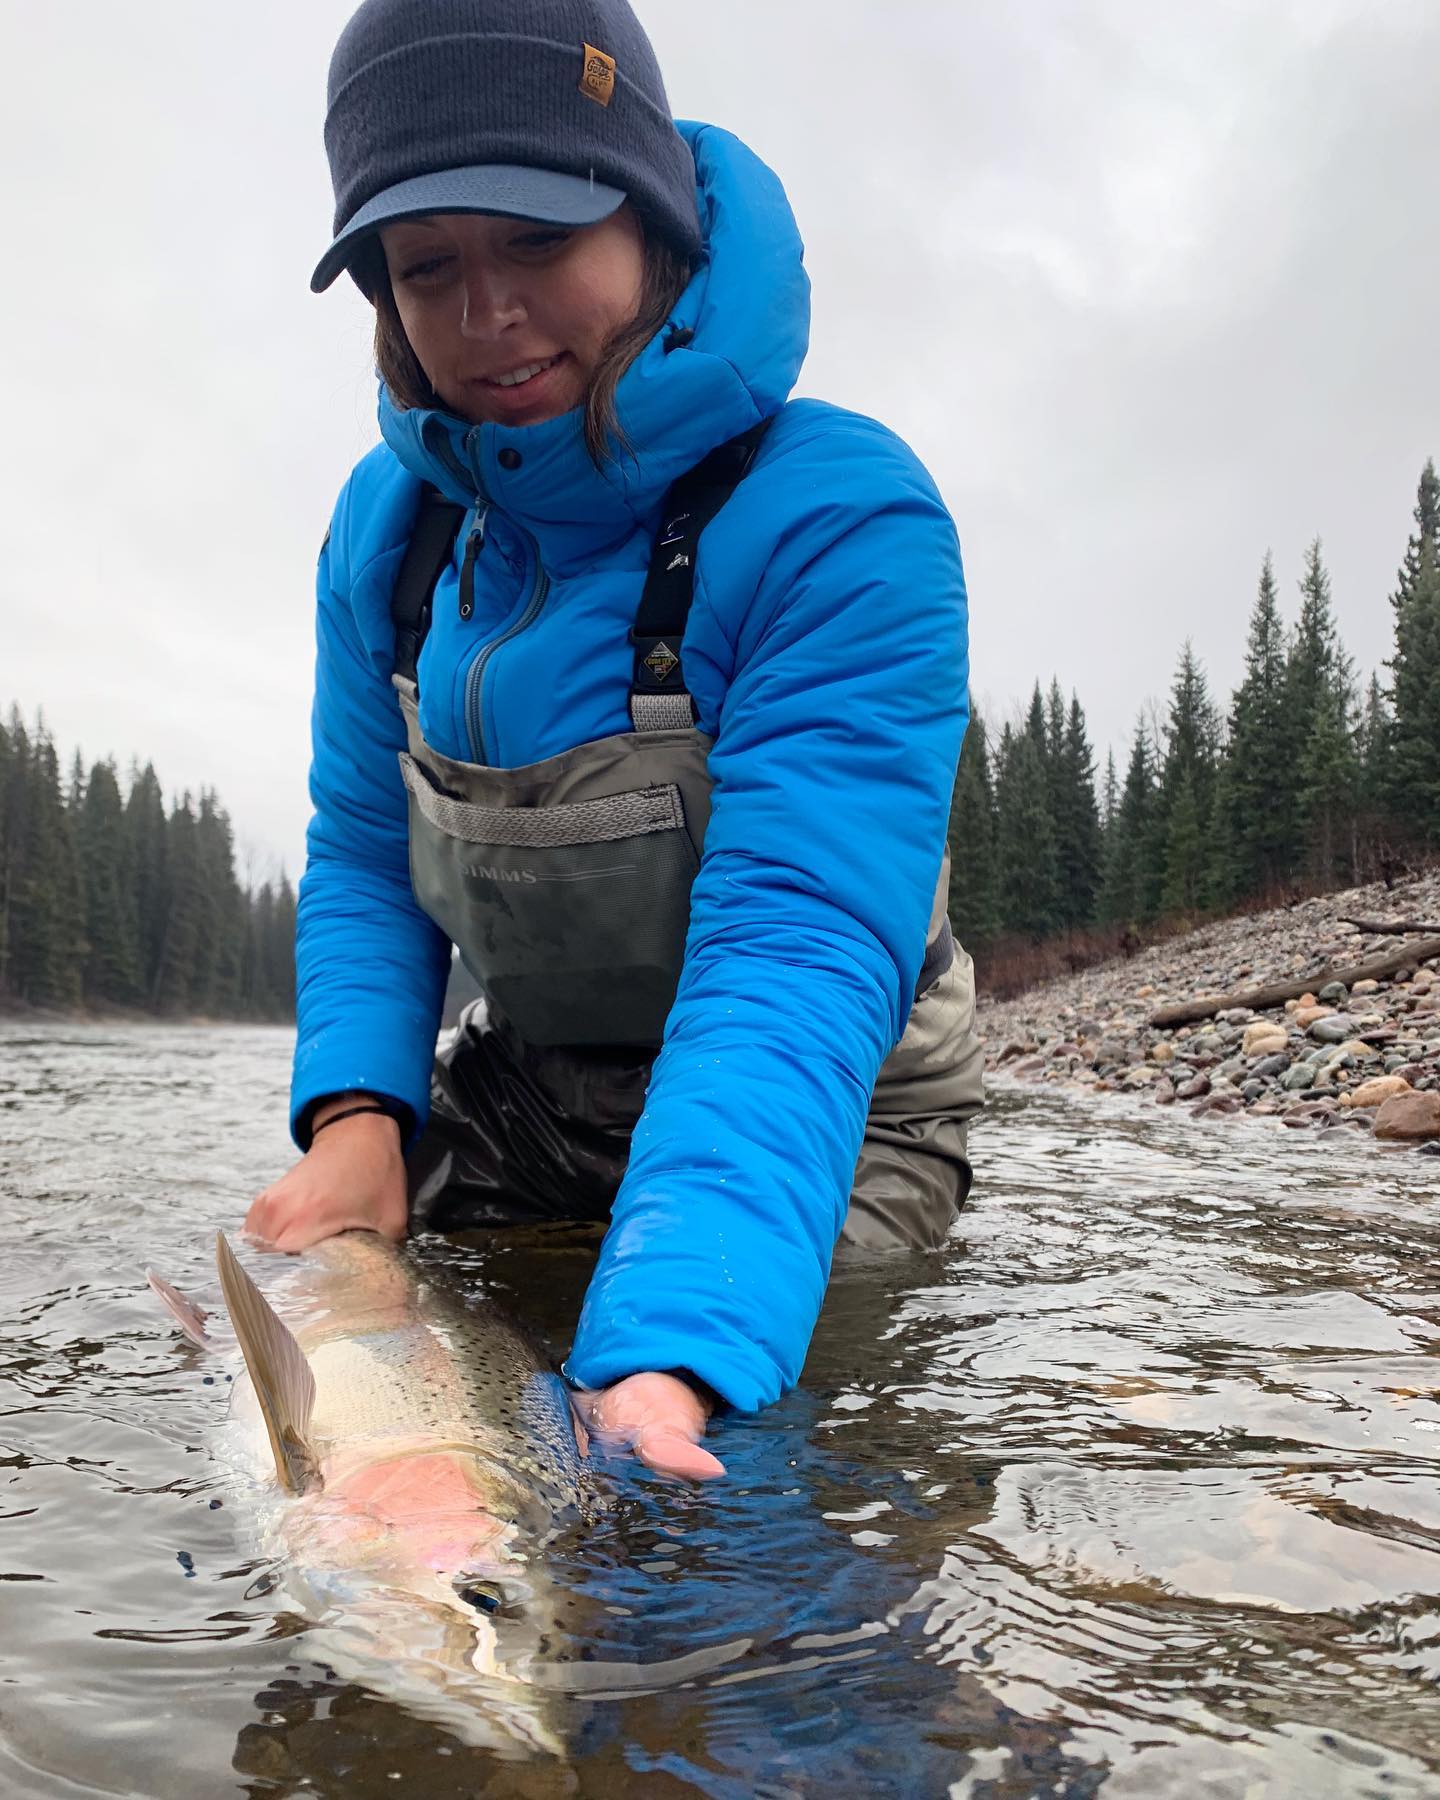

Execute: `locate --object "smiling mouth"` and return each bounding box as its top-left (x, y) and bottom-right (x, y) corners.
top-left (479, 353), bottom-right (568, 390)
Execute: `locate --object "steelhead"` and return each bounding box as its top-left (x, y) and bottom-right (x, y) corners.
top-left (148, 1230), bottom-right (592, 1751)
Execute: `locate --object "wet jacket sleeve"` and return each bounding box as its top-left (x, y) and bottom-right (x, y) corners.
top-left (289, 479), bottom-right (452, 1147)
top-left (566, 420), bottom-right (969, 1411)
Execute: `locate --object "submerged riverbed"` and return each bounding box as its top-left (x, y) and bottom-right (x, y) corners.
top-left (2, 1021), bottom-right (1439, 1798)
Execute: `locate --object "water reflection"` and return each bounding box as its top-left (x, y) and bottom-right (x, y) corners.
top-left (1, 1025), bottom-right (1438, 1797)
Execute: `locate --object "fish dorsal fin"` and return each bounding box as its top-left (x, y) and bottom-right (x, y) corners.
top-left (215, 1233), bottom-right (320, 1495)
top-left (146, 1270), bottom-right (210, 1348)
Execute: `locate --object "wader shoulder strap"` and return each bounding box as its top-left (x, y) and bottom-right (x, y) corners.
top-left (391, 484), bottom-right (466, 687)
top-left (629, 418), bottom-right (774, 732)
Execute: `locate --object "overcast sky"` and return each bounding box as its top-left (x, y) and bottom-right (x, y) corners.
top-left (3, 0), bottom-right (1436, 877)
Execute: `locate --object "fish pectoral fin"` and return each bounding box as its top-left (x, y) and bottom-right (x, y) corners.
top-left (146, 1270), bottom-right (211, 1348)
top-left (215, 1232), bottom-right (320, 1495)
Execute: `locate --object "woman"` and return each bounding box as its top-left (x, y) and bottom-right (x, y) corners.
top-left (246, 0), bottom-right (983, 1480)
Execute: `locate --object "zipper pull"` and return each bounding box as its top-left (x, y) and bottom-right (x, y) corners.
top-left (457, 503), bottom-right (490, 621)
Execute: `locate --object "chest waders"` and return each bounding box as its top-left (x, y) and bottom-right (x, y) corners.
top-left (394, 424), bottom-right (985, 1251)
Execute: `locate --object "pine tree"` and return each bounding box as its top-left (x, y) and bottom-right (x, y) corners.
top-left (152, 793), bottom-right (202, 1012)
top-left (194, 791), bottom-right (245, 1014)
top-left (1155, 643), bottom-right (1221, 913)
top-left (946, 708), bottom-right (1001, 947)
top-left (1287, 540), bottom-right (1360, 883)
top-left (1053, 694), bottom-right (1101, 929)
top-left (994, 722), bottom-right (1060, 941)
top-left (11, 726), bottom-right (84, 1007)
top-left (125, 763), bottom-right (168, 1000)
top-left (1099, 720), bottom-right (1159, 926)
top-left (1216, 553), bottom-right (1293, 901)
top-left (1387, 460), bottom-right (1440, 845)
top-left (1100, 749), bottom-right (1119, 839)
top-left (77, 759), bottom-right (140, 1004)
top-left (0, 710), bottom-right (25, 997)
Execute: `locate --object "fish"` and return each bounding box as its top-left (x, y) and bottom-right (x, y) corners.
top-left (148, 1229), bottom-right (594, 1753)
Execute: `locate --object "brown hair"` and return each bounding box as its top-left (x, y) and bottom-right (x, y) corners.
top-left (358, 216), bottom-right (694, 472)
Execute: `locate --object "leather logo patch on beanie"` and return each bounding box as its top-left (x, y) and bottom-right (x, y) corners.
top-left (580, 43), bottom-right (616, 106)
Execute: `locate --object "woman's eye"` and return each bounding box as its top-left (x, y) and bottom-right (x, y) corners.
top-left (398, 256), bottom-right (452, 282)
top-left (514, 231), bottom-right (570, 253)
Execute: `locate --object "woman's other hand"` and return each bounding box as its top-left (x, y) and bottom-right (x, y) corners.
top-left (572, 1371), bottom-right (725, 1480)
top-left (244, 1101), bottom-right (407, 1252)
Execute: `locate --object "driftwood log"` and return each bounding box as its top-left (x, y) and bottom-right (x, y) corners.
top-left (1148, 935), bottom-right (1440, 1029)
top-left (1342, 917), bottom-right (1440, 936)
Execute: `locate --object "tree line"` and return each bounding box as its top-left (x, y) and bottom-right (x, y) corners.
top-left (0, 710), bottom-right (295, 1017)
top-left (949, 458), bottom-right (1440, 961)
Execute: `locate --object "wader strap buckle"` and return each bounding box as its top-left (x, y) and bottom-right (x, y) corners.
top-left (628, 418), bottom-right (773, 733)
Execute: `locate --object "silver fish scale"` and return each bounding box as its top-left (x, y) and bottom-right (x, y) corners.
top-left (286, 1233), bottom-right (588, 1515)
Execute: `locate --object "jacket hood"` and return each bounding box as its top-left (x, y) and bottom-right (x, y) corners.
top-left (377, 120), bottom-right (811, 569)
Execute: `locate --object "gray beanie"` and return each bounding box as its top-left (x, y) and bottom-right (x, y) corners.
top-left (312, 0), bottom-right (702, 292)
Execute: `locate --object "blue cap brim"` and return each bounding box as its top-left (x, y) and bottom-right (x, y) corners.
top-left (311, 164), bottom-right (627, 293)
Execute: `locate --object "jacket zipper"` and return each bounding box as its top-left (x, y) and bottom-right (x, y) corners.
top-left (456, 505), bottom-right (490, 621)
top-left (464, 541), bottom-right (549, 764)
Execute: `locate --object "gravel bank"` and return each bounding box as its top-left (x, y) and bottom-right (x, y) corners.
top-left (979, 869), bottom-right (1440, 1152)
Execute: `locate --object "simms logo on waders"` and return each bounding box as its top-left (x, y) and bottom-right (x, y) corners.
top-left (579, 44), bottom-right (616, 105)
top-left (461, 865), bottom-right (538, 884)
top-left (644, 642), bottom-right (680, 681)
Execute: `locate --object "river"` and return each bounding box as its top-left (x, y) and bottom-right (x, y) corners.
top-left (2, 1021), bottom-right (1438, 1798)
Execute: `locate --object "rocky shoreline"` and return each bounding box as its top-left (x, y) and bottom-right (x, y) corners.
top-left (978, 869), bottom-right (1440, 1154)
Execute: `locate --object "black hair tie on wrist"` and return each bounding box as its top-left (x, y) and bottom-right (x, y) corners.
top-left (311, 1102), bottom-right (389, 1138)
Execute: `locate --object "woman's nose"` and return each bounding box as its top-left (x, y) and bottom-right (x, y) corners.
top-left (458, 260), bottom-right (526, 339)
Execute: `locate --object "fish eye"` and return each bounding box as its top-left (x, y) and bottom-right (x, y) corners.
top-left (456, 1579), bottom-right (506, 1614)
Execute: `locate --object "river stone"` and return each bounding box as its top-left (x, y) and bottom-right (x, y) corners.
top-left (1373, 1091), bottom-right (1440, 1141)
top-left (1218, 1008), bottom-right (1253, 1025)
top-left (1215, 1057), bottom-right (1247, 1081)
top-left (1251, 1053), bottom-right (1291, 1078)
top-left (1294, 1004), bottom-right (1334, 1029)
top-left (1122, 1065), bottom-right (1163, 1089)
top-left (1281, 1064), bottom-right (1316, 1092)
top-left (1194, 1094), bottom-right (1243, 1117)
top-left (1241, 1079), bottom-right (1265, 1101)
top-left (1243, 1022), bottom-right (1289, 1057)
top-left (1151, 1042), bottom-right (1175, 1064)
top-left (1308, 1016), bottom-right (1358, 1044)
top-left (1176, 1073), bottom-right (1211, 1100)
top-left (1340, 1075), bottom-right (1413, 1110)
top-left (1351, 978), bottom-right (1380, 995)
top-left (1318, 981), bottom-right (1349, 1003)
top-left (1419, 1141), bottom-right (1440, 1157)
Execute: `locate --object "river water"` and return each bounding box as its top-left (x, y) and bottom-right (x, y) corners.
top-left (2, 1020), bottom-right (1438, 1799)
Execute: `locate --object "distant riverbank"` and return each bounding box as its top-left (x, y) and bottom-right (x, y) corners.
top-left (978, 868), bottom-right (1440, 1151)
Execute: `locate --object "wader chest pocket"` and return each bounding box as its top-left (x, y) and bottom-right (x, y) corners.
top-left (399, 752), bottom-right (701, 1048)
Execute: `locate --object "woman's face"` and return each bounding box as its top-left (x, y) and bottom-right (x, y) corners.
top-left (378, 205), bottom-right (647, 427)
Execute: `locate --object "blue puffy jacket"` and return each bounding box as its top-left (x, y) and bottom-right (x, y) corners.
top-left (293, 120), bottom-right (969, 1411)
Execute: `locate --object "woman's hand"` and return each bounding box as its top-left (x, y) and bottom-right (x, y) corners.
top-left (244, 1102), bottom-right (407, 1252)
top-left (571, 1371), bottom-right (725, 1481)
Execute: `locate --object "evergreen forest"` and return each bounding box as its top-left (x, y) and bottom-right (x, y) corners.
top-left (0, 712), bottom-right (295, 1018)
top-left (948, 460), bottom-right (1440, 985)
